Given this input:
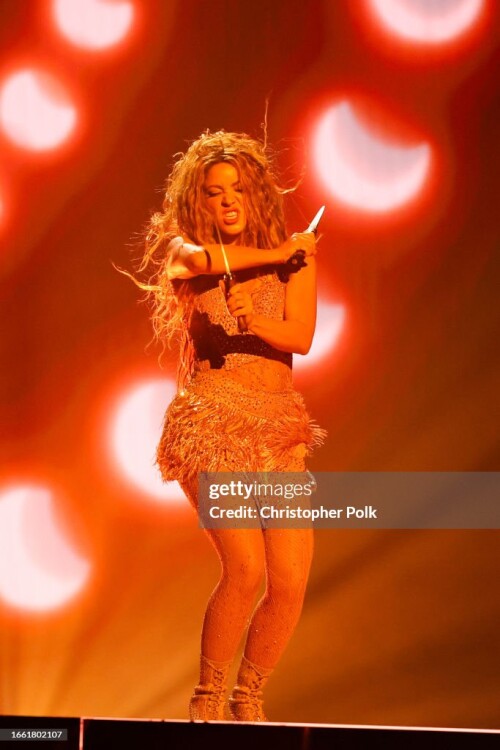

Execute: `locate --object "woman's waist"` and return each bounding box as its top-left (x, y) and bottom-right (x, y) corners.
top-left (179, 367), bottom-right (305, 420)
top-left (192, 356), bottom-right (293, 393)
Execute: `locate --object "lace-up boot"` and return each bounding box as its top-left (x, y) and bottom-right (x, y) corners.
top-left (189, 655), bottom-right (232, 721)
top-left (228, 655), bottom-right (273, 722)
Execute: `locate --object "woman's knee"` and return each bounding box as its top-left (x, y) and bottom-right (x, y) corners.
top-left (206, 529), bottom-right (265, 597)
top-left (266, 572), bottom-right (310, 611)
top-left (223, 550), bottom-right (265, 597)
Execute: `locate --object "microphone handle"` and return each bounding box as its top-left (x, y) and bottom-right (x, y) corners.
top-left (224, 273), bottom-right (247, 332)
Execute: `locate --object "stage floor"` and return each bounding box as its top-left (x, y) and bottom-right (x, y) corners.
top-left (1, 715), bottom-right (499, 749)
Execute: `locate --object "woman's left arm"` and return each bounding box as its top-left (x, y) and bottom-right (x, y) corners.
top-left (231, 258), bottom-right (317, 355)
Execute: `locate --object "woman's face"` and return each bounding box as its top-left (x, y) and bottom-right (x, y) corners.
top-left (203, 162), bottom-right (246, 244)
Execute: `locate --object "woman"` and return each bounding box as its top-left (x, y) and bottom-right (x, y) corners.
top-left (135, 130), bottom-right (327, 722)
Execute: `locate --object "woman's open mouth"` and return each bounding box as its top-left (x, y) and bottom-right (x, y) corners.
top-left (222, 210), bottom-right (239, 225)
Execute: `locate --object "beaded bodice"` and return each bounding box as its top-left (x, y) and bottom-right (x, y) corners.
top-left (186, 266), bottom-right (292, 374)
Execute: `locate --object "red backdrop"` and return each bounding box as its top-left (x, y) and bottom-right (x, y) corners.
top-left (0, 0), bottom-right (499, 728)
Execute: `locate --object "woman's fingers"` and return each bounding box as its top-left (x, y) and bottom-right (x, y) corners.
top-left (228, 295), bottom-right (252, 316)
top-left (231, 304), bottom-right (253, 317)
top-left (293, 232), bottom-right (316, 256)
top-left (219, 277), bottom-right (263, 318)
top-left (227, 290), bottom-right (253, 316)
top-left (281, 232), bottom-right (317, 261)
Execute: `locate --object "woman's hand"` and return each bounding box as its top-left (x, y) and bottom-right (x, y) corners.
top-left (278, 232), bottom-right (317, 264)
top-left (219, 278), bottom-right (263, 329)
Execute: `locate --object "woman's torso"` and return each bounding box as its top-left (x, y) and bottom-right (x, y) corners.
top-left (186, 265), bottom-right (292, 392)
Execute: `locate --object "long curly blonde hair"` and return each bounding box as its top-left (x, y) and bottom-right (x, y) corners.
top-left (127, 129), bottom-right (292, 390)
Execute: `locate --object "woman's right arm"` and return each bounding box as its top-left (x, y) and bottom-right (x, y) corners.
top-left (165, 234), bottom-right (316, 279)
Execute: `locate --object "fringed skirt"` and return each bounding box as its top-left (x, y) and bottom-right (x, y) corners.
top-left (156, 369), bottom-right (327, 491)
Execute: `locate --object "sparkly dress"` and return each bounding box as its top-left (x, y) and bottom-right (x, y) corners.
top-left (156, 264), bottom-right (327, 491)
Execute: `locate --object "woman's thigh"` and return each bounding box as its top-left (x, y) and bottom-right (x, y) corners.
top-left (262, 527), bottom-right (314, 592)
top-left (179, 470), bottom-right (266, 578)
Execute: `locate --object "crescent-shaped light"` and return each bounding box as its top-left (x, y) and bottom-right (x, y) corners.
top-left (294, 298), bottom-right (346, 371)
top-left (0, 69), bottom-right (77, 151)
top-left (368, 0), bottom-right (484, 44)
top-left (0, 485), bottom-right (91, 612)
top-left (110, 378), bottom-right (185, 504)
top-left (53, 0), bottom-right (135, 50)
top-left (314, 101), bottom-right (431, 213)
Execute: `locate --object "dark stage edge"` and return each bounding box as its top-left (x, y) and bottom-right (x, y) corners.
top-left (1, 716), bottom-right (500, 750)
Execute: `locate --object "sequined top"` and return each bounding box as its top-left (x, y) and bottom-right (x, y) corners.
top-left (181, 265), bottom-right (293, 392)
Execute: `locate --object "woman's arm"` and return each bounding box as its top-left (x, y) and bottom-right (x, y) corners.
top-left (165, 234), bottom-right (316, 279)
top-left (226, 257), bottom-right (317, 355)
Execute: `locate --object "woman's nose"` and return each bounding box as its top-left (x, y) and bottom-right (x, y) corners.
top-left (221, 191), bottom-right (235, 205)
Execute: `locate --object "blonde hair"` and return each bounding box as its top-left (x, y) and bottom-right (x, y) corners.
top-left (126, 129), bottom-right (293, 390)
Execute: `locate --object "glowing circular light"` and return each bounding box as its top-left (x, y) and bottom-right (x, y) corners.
top-left (294, 299), bottom-right (346, 371)
top-left (54, 0), bottom-right (135, 50)
top-left (314, 101), bottom-right (431, 214)
top-left (368, 0), bottom-right (484, 44)
top-left (0, 69), bottom-right (77, 151)
top-left (0, 485), bottom-right (91, 612)
top-left (110, 378), bottom-right (185, 504)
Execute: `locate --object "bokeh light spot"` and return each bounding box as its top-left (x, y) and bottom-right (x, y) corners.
top-left (295, 299), bottom-right (346, 371)
top-left (53, 0), bottom-right (135, 50)
top-left (314, 101), bottom-right (431, 213)
top-left (0, 69), bottom-right (77, 151)
top-left (368, 0), bottom-right (484, 44)
top-left (0, 485), bottom-right (91, 612)
top-left (110, 377), bottom-right (185, 504)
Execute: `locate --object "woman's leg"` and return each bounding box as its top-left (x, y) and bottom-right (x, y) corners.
top-left (229, 447), bottom-right (314, 720)
top-left (244, 526), bottom-right (314, 668)
top-left (243, 445), bottom-right (314, 669)
top-left (228, 527), bottom-right (314, 720)
top-left (199, 526), bottom-right (266, 661)
top-left (180, 474), bottom-right (266, 720)
top-left (180, 474), bottom-right (266, 662)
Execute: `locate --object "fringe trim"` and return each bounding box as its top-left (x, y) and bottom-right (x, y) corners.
top-left (157, 383), bottom-right (327, 488)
